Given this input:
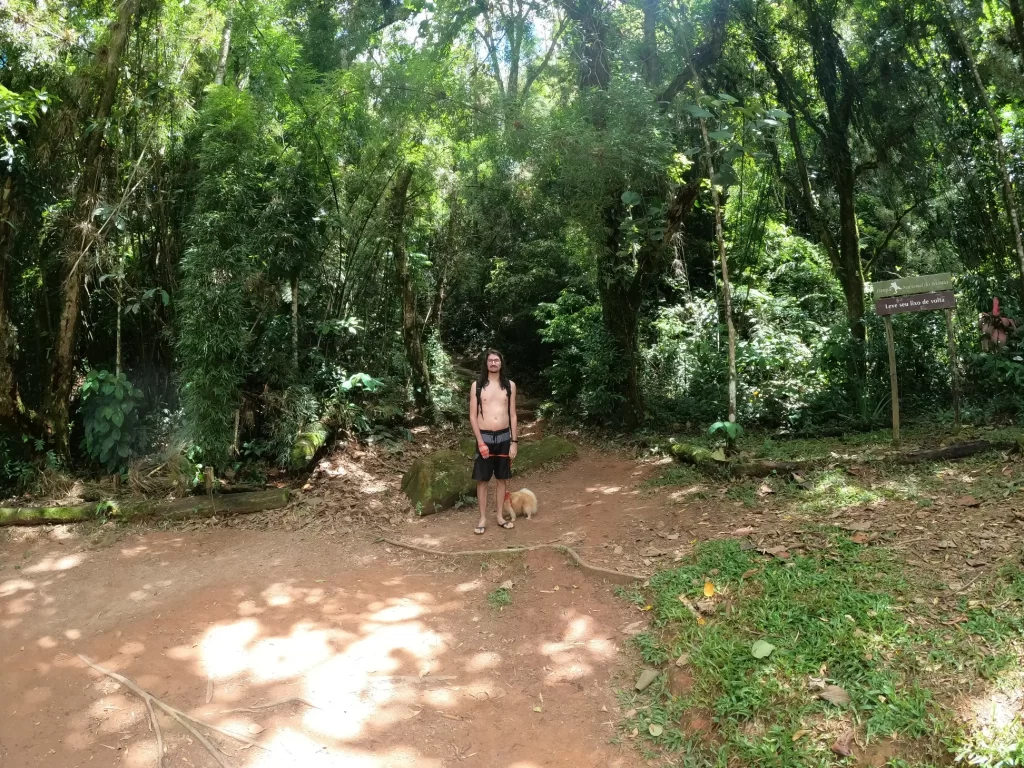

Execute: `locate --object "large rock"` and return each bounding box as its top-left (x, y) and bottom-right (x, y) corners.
top-left (403, 436), bottom-right (578, 516)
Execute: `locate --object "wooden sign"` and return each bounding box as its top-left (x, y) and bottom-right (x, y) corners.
top-left (870, 275), bottom-right (960, 446)
top-left (875, 290), bottom-right (956, 316)
top-left (872, 273), bottom-right (953, 299)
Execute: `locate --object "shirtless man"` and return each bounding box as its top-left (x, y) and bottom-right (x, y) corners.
top-left (469, 349), bottom-right (518, 534)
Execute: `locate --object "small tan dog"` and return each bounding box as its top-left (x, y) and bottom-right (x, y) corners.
top-left (503, 488), bottom-right (538, 523)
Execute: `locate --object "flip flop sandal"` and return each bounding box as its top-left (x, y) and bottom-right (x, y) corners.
top-left (498, 521), bottom-right (514, 529)
top-left (474, 525), bottom-right (486, 535)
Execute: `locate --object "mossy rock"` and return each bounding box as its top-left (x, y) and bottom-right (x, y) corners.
top-left (404, 436), bottom-right (578, 516)
top-left (516, 436), bottom-right (577, 471)
top-left (401, 450), bottom-right (474, 516)
top-left (290, 420), bottom-right (329, 470)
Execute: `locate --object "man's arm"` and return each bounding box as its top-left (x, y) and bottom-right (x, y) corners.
top-left (509, 382), bottom-right (518, 459)
top-left (469, 382), bottom-right (487, 456)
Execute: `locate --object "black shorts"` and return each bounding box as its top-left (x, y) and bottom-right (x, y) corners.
top-left (473, 428), bottom-right (512, 481)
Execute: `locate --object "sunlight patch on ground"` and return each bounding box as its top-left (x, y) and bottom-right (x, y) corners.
top-left (25, 553), bottom-right (85, 573)
top-left (195, 588), bottom-right (454, 746)
top-left (587, 485), bottom-right (622, 495)
top-left (465, 651), bottom-right (501, 671)
top-left (1, 577), bottom-right (35, 597)
top-left (538, 613), bottom-right (616, 685)
top-left (241, 734), bottom-right (444, 768)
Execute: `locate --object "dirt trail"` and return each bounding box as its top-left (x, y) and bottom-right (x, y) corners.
top-left (0, 450), bottom-right (669, 768)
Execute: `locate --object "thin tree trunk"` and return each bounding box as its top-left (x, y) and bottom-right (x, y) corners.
top-left (390, 165), bottom-right (433, 415)
top-left (291, 275), bottom-right (299, 372)
top-left (695, 103), bottom-right (737, 422)
top-left (115, 285), bottom-right (122, 377)
top-left (0, 176), bottom-right (18, 425)
top-left (45, 0), bottom-right (142, 455)
top-left (214, 10), bottom-right (233, 86)
top-left (950, 9), bottom-right (1024, 304)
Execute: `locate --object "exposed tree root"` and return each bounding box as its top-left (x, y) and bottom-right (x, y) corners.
top-left (78, 655), bottom-right (317, 766)
top-left (379, 537), bottom-right (643, 585)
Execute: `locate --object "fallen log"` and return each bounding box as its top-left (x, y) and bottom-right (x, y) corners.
top-left (0, 488), bottom-right (290, 527)
top-left (671, 438), bottom-right (1017, 478)
top-left (669, 443), bottom-right (723, 466)
top-left (730, 459), bottom-right (820, 477)
top-left (895, 440), bottom-right (1014, 464)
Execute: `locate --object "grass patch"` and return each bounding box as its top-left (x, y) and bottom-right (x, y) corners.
top-left (645, 464), bottom-right (705, 488)
top-left (487, 586), bottom-right (512, 609)
top-left (625, 538), bottom-right (1024, 766)
top-left (627, 538), bottom-right (940, 765)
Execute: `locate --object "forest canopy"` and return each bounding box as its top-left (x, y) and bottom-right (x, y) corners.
top-left (3, 0), bottom-right (1024, 488)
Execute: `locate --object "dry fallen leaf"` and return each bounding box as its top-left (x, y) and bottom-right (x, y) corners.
top-left (703, 581), bottom-right (716, 598)
top-left (732, 526), bottom-right (756, 536)
top-left (819, 685), bottom-right (851, 707)
top-left (533, 706), bottom-right (543, 713)
top-left (499, 580), bottom-right (514, 590)
top-left (634, 669), bottom-right (660, 691)
top-left (247, 723), bottom-right (265, 735)
top-left (840, 521), bottom-right (872, 532)
top-left (850, 532), bottom-right (878, 545)
top-left (792, 729), bottom-right (810, 742)
top-left (648, 723), bottom-right (664, 737)
top-left (831, 730), bottom-right (854, 757)
top-left (955, 496), bottom-right (981, 507)
top-left (675, 653), bottom-right (690, 667)
top-left (757, 483), bottom-right (774, 497)
top-left (758, 546), bottom-right (791, 560)
top-left (621, 620), bottom-right (646, 636)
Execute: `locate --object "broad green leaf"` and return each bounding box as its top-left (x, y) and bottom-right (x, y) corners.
top-left (708, 129), bottom-right (734, 141)
top-left (621, 191), bottom-right (642, 206)
top-left (711, 163), bottom-right (740, 188)
top-left (683, 103), bottom-right (713, 119)
top-left (752, 640), bottom-right (775, 659)
top-left (111, 409), bottom-right (124, 428)
top-left (648, 723), bottom-right (663, 737)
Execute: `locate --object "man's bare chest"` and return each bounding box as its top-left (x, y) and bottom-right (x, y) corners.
top-left (480, 385), bottom-right (508, 412)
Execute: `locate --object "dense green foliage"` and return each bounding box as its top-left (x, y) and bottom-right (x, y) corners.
top-left (79, 370), bottom-right (144, 472)
top-left (4, 0), bottom-right (1024, 484)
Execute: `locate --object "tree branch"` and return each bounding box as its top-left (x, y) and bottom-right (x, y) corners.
top-left (521, 15), bottom-right (568, 99)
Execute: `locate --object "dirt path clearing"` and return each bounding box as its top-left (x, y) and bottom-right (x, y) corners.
top-left (1, 450), bottom-right (658, 768)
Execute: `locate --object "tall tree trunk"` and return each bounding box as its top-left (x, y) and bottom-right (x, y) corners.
top-left (596, 247), bottom-right (644, 426)
top-left (641, 0), bottom-right (661, 86)
top-left (0, 177), bottom-right (18, 426)
top-left (829, 133), bottom-right (867, 400)
top-left (698, 119), bottom-right (737, 423)
top-left (45, 0), bottom-right (142, 455)
top-left (390, 165), bottom-right (433, 415)
top-left (1008, 0), bottom-right (1024, 61)
top-left (949, 9), bottom-right (1024, 304)
top-left (214, 10), bottom-right (233, 86)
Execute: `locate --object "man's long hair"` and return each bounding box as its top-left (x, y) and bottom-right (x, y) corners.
top-left (476, 348), bottom-right (510, 417)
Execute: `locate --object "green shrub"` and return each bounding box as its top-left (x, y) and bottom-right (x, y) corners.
top-left (79, 369), bottom-right (144, 472)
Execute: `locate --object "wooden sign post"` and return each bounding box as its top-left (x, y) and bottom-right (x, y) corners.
top-left (870, 274), bottom-right (957, 445)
